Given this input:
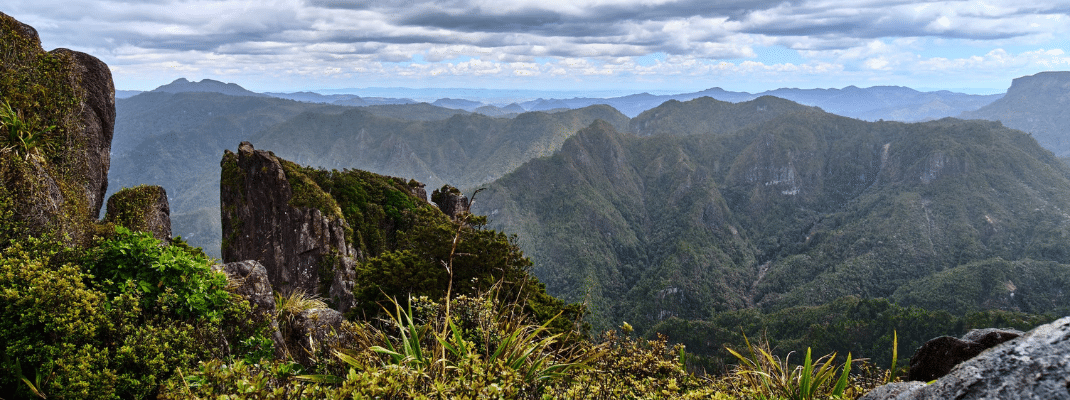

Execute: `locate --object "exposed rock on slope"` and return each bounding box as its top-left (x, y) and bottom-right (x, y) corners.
top-left (0, 11), bottom-right (114, 243)
top-left (431, 185), bottom-right (470, 219)
top-left (221, 141), bottom-right (358, 313)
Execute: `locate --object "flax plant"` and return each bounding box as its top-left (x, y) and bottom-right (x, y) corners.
top-left (726, 333), bottom-right (852, 400)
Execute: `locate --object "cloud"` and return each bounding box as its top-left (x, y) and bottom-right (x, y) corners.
top-left (5, 0), bottom-right (1067, 91)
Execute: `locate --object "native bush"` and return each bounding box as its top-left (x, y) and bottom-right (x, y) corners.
top-left (81, 225), bottom-right (232, 321)
top-left (0, 225), bottom-right (264, 399)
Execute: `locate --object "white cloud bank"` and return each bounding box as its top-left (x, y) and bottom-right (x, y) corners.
top-left (3, 0), bottom-right (1069, 92)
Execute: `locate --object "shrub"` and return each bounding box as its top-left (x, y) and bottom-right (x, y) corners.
top-left (81, 226), bottom-right (232, 321)
top-left (0, 227), bottom-right (263, 399)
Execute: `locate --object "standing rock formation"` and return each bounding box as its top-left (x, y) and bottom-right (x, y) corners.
top-left (0, 12), bottom-right (114, 243)
top-left (431, 185), bottom-right (470, 219)
top-left (103, 185), bottom-right (172, 241)
top-left (221, 142), bottom-right (357, 313)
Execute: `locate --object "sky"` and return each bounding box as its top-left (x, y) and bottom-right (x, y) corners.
top-left (4, 0), bottom-right (1070, 95)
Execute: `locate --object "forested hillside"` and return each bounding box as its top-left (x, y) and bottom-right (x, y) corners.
top-left (476, 97), bottom-right (1070, 340)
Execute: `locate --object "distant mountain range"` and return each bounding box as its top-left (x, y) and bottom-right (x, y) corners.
top-left (115, 77), bottom-right (1003, 121)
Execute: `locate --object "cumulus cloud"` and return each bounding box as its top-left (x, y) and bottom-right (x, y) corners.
top-left (4, 0), bottom-right (1068, 91)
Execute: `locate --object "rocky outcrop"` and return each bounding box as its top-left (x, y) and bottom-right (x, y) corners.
top-left (287, 308), bottom-right (345, 366)
top-left (907, 328), bottom-right (1023, 382)
top-left (211, 260), bottom-right (289, 359)
top-left (861, 317), bottom-right (1070, 399)
top-left (0, 12), bottom-right (114, 243)
top-left (431, 185), bottom-right (469, 219)
top-left (221, 141), bottom-right (357, 313)
top-left (104, 185), bottom-right (172, 241)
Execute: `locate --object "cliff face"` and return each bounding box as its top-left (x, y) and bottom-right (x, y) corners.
top-left (0, 12), bottom-right (114, 243)
top-left (221, 142), bottom-right (358, 312)
top-left (961, 71), bottom-right (1070, 156)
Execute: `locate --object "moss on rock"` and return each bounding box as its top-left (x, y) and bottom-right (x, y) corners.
top-left (0, 12), bottom-right (113, 246)
top-left (104, 185), bottom-right (171, 241)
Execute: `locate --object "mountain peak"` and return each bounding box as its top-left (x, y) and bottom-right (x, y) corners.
top-left (151, 78), bottom-right (266, 97)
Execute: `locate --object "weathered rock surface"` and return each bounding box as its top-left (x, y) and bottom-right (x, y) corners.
top-left (51, 47), bottom-right (115, 218)
top-left (0, 12), bottom-right (114, 242)
top-left (861, 317), bottom-right (1070, 400)
top-left (287, 308), bottom-right (345, 366)
top-left (104, 185), bottom-right (172, 241)
top-left (221, 141), bottom-right (357, 313)
top-left (431, 185), bottom-right (469, 219)
top-left (859, 382), bottom-right (927, 400)
top-left (907, 328), bottom-right (1023, 381)
top-left (211, 260), bottom-right (289, 359)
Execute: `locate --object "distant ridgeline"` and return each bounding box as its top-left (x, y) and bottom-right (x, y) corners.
top-left (476, 96), bottom-right (1070, 366)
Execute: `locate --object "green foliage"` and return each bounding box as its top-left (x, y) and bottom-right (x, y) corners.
top-left (299, 166), bottom-right (426, 257)
top-left (81, 226), bottom-right (232, 320)
top-left (0, 100), bottom-right (52, 161)
top-left (0, 233), bottom-right (254, 399)
top-left (159, 359), bottom-right (319, 399)
top-left (0, 15), bottom-right (79, 164)
top-left (726, 334), bottom-right (853, 400)
top-left (350, 205), bottom-right (585, 335)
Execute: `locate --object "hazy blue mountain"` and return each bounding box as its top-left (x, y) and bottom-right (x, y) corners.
top-left (151, 78), bottom-right (268, 97)
top-left (473, 104), bottom-right (520, 117)
top-left (111, 88), bottom-right (629, 257)
top-left (475, 96), bottom-right (1070, 331)
top-left (264, 91), bottom-right (361, 104)
top-left (115, 90), bottom-right (143, 99)
top-left (359, 103), bottom-right (471, 121)
top-left (961, 71), bottom-right (1070, 156)
top-left (513, 85), bottom-right (1000, 120)
top-left (335, 97), bottom-right (417, 106)
top-left (432, 98), bottom-right (484, 111)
